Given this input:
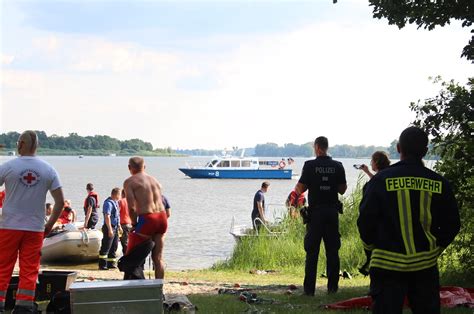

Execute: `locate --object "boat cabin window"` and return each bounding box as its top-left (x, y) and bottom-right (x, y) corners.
top-left (231, 160), bottom-right (240, 167)
top-left (208, 160), bottom-right (218, 167)
top-left (241, 160), bottom-right (251, 167)
top-left (217, 160), bottom-right (230, 167)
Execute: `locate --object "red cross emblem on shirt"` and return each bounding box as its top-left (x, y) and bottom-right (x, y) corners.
top-left (20, 170), bottom-right (40, 187)
top-left (23, 172), bottom-right (36, 184)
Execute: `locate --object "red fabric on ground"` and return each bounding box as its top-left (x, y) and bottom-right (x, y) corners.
top-left (0, 190), bottom-right (5, 208)
top-left (324, 286), bottom-right (474, 310)
top-left (440, 286), bottom-right (474, 308)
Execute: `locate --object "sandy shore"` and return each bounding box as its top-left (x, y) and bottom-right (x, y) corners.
top-left (12, 264), bottom-right (294, 297)
top-left (14, 266), bottom-right (224, 295)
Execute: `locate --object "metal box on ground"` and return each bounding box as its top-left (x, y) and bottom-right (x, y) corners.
top-left (69, 279), bottom-right (163, 314)
top-left (5, 270), bottom-right (77, 310)
top-left (36, 270), bottom-right (77, 301)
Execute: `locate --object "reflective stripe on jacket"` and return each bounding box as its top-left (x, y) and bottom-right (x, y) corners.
top-left (357, 159), bottom-right (460, 272)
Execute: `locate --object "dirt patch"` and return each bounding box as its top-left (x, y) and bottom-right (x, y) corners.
top-left (35, 267), bottom-right (299, 296)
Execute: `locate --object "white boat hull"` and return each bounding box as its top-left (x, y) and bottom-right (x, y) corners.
top-left (41, 228), bottom-right (103, 263)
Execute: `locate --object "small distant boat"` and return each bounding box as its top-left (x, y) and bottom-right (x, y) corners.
top-left (229, 216), bottom-right (286, 242)
top-left (109, 153), bottom-right (117, 157)
top-left (7, 151), bottom-right (15, 156)
top-left (78, 155), bottom-right (84, 159)
top-left (179, 151), bottom-right (292, 179)
top-left (41, 223), bottom-right (102, 263)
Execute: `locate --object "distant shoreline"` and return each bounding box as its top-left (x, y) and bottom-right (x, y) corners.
top-left (0, 152), bottom-right (379, 159)
top-left (0, 150), bottom-right (185, 157)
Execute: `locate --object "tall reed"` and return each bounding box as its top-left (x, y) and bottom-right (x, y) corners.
top-left (213, 175), bottom-right (367, 273)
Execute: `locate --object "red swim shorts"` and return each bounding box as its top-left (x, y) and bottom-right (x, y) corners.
top-left (135, 211), bottom-right (168, 236)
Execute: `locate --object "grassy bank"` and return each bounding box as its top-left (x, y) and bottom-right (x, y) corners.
top-left (213, 175), bottom-right (472, 285)
top-left (195, 177), bottom-right (472, 312)
top-left (213, 177), bottom-right (367, 275)
top-left (166, 269), bottom-right (471, 313)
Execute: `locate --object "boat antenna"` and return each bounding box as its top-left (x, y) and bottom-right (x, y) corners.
top-left (240, 148), bottom-right (245, 158)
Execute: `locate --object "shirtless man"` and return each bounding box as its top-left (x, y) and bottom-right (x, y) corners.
top-left (123, 156), bottom-right (168, 279)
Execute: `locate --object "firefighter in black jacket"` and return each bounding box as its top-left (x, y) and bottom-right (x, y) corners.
top-left (358, 127), bottom-right (460, 314)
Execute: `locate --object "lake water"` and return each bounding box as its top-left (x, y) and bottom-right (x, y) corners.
top-left (0, 156), bottom-right (370, 270)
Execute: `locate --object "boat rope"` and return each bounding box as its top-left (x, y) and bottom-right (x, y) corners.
top-left (81, 230), bottom-right (90, 244)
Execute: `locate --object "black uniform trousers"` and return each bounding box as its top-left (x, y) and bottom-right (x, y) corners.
top-left (120, 223), bottom-right (133, 255)
top-left (99, 224), bottom-right (119, 268)
top-left (118, 239), bottom-right (155, 280)
top-left (303, 206), bottom-right (341, 295)
top-left (369, 266), bottom-right (440, 314)
top-left (85, 214), bottom-right (98, 229)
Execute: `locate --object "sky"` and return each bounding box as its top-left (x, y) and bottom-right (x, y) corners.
top-left (1, 1), bottom-right (472, 150)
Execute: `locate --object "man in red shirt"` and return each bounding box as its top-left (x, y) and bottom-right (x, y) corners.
top-left (118, 190), bottom-right (132, 255)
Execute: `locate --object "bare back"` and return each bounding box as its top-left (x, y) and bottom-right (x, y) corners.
top-left (124, 172), bottom-right (164, 218)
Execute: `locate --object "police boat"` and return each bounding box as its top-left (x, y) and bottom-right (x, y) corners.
top-left (179, 151), bottom-right (293, 179)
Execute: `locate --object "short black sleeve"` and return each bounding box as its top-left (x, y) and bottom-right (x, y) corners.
top-left (87, 196), bottom-right (96, 208)
top-left (298, 161), bottom-right (312, 186)
top-left (336, 162), bottom-right (347, 185)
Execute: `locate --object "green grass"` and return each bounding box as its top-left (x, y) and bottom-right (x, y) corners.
top-left (194, 176), bottom-right (473, 313)
top-left (167, 269), bottom-right (473, 313)
top-left (213, 176), bottom-right (368, 274)
top-left (213, 175), bottom-right (472, 283)
top-left (187, 294), bottom-right (473, 314)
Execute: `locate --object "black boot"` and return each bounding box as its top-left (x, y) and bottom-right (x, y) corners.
top-left (12, 303), bottom-right (38, 314)
top-left (98, 258), bottom-right (108, 270)
top-left (106, 261), bottom-right (117, 269)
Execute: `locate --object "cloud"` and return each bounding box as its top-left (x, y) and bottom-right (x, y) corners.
top-left (1, 54), bottom-right (15, 65)
top-left (32, 35), bottom-right (60, 54)
top-left (1, 69), bottom-right (45, 90)
top-left (1, 13), bottom-right (472, 149)
top-left (65, 38), bottom-right (180, 74)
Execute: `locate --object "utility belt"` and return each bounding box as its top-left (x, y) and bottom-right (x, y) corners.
top-left (310, 203), bottom-right (338, 210)
top-left (301, 201), bottom-right (343, 224)
top-left (310, 200), bottom-right (343, 213)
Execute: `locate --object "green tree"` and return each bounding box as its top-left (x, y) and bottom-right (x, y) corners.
top-left (387, 139), bottom-right (400, 159)
top-left (254, 143), bottom-right (282, 156)
top-left (0, 132), bottom-right (20, 148)
top-left (368, 0), bottom-right (473, 62)
top-left (410, 77), bottom-right (473, 280)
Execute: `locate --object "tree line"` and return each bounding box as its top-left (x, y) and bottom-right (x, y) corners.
top-left (0, 131), bottom-right (158, 155)
top-left (0, 131), bottom-right (437, 159)
top-left (254, 142), bottom-right (392, 158)
top-left (176, 144), bottom-right (395, 158)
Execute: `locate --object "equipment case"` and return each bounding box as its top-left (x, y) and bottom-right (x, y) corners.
top-left (6, 270), bottom-right (77, 310)
top-left (69, 279), bottom-right (163, 314)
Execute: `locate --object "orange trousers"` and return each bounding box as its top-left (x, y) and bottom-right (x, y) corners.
top-left (0, 229), bottom-right (43, 309)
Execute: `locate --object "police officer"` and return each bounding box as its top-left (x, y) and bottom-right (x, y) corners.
top-left (294, 136), bottom-right (347, 296)
top-left (358, 127), bottom-right (460, 314)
